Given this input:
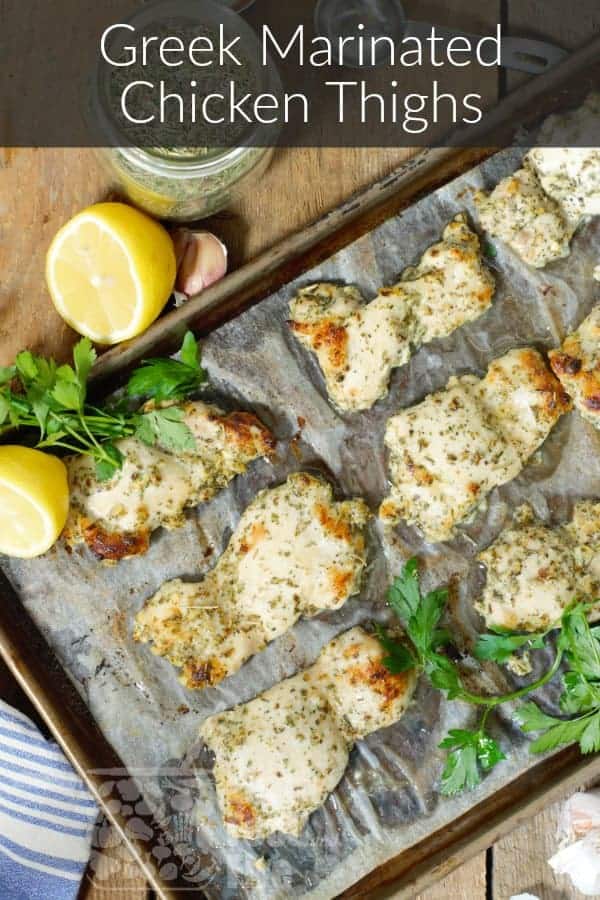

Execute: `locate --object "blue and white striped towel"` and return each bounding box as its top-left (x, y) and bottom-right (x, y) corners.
top-left (0, 698), bottom-right (98, 900)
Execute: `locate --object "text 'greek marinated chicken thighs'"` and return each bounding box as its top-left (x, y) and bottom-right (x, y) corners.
top-left (477, 502), bottom-right (600, 631)
top-left (550, 305), bottom-right (600, 430)
top-left (288, 214), bottom-right (495, 411)
top-left (379, 348), bottom-right (571, 542)
top-left (64, 401), bottom-right (274, 560)
top-left (134, 473), bottom-right (370, 689)
top-left (200, 627), bottom-right (417, 840)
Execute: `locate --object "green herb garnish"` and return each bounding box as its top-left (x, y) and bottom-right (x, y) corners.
top-left (376, 558), bottom-right (580, 796)
top-left (126, 331), bottom-right (206, 402)
top-left (474, 626), bottom-right (547, 664)
top-left (0, 331), bottom-right (206, 480)
top-left (515, 604), bottom-right (600, 754)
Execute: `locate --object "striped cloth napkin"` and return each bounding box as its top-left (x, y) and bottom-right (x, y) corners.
top-left (0, 698), bottom-right (98, 900)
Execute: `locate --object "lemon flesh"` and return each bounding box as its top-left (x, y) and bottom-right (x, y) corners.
top-left (0, 447), bottom-right (69, 558)
top-left (46, 202), bottom-right (176, 345)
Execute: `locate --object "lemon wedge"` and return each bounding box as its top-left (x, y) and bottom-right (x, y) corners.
top-left (45, 202), bottom-right (176, 345)
top-left (0, 447), bottom-right (69, 558)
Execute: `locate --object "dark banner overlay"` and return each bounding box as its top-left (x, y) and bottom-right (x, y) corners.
top-left (2, 0), bottom-right (599, 147)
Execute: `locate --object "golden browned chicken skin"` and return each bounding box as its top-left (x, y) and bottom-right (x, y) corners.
top-left (134, 473), bottom-right (370, 688)
top-left (550, 305), bottom-right (600, 430)
top-left (200, 626), bottom-right (417, 839)
top-left (379, 348), bottom-right (571, 542)
top-left (289, 214), bottom-right (495, 411)
top-left (64, 401), bottom-right (274, 560)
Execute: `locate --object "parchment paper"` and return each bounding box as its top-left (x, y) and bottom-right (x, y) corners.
top-left (3, 147), bottom-right (600, 899)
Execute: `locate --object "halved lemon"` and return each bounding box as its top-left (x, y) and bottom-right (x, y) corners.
top-left (0, 447), bottom-right (69, 558)
top-left (45, 202), bottom-right (176, 345)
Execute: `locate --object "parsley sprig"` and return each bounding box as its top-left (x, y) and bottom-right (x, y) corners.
top-left (0, 331), bottom-right (206, 480)
top-left (516, 604), bottom-right (600, 755)
top-left (377, 559), bottom-right (567, 796)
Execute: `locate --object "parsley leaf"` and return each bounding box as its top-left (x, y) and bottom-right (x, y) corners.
top-left (15, 350), bottom-right (39, 382)
top-left (560, 671), bottom-right (600, 715)
top-left (134, 407), bottom-right (196, 453)
top-left (439, 735), bottom-right (479, 795)
top-left (180, 330), bottom-right (200, 370)
top-left (412, 587), bottom-right (448, 655)
top-left (377, 558), bottom-right (583, 798)
top-left (127, 331), bottom-right (206, 402)
top-left (515, 701), bottom-right (596, 754)
top-left (73, 338), bottom-right (96, 398)
top-left (51, 339), bottom-right (96, 413)
top-left (513, 604), bottom-right (600, 758)
top-left (0, 332), bottom-right (207, 476)
top-left (439, 729), bottom-right (505, 795)
top-left (476, 733), bottom-right (506, 771)
top-left (426, 653), bottom-right (464, 700)
top-left (516, 702), bottom-right (564, 733)
top-left (0, 394), bottom-right (10, 425)
top-left (95, 443), bottom-right (124, 482)
top-left (561, 605), bottom-right (600, 681)
top-left (580, 714), bottom-right (600, 754)
top-left (373, 624), bottom-right (416, 674)
top-left (529, 716), bottom-right (591, 754)
top-left (52, 366), bottom-right (82, 411)
top-left (0, 365), bottom-right (16, 386)
top-left (388, 557), bottom-right (421, 621)
top-left (475, 627), bottom-right (546, 664)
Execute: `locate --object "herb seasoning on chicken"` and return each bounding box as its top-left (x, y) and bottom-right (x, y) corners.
top-left (549, 305), bottom-right (600, 430)
top-left (64, 401), bottom-right (274, 560)
top-left (477, 503), bottom-right (600, 631)
top-left (200, 627), bottom-right (416, 839)
top-left (528, 147), bottom-right (600, 226)
top-left (379, 348), bottom-right (571, 542)
top-left (475, 165), bottom-right (575, 269)
top-left (134, 473), bottom-right (370, 688)
top-left (528, 94), bottom-right (600, 226)
top-left (288, 214), bottom-right (495, 412)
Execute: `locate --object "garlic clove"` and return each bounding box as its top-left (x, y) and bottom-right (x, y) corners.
top-left (549, 830), bottom-right (600, 895)
top-left (172, 227), bottom-right (193, 269)
top-left (172, 229), bottom-right (228, 298)
top-left (559, 790), bottom-right (600, 842)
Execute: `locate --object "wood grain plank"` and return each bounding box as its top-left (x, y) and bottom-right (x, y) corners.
top-left (0, 147), bottom-right (410, 367)
top-left (415, 852), bottom-right (487, 900)
top-left (492, 790), bottom-right (594, 900)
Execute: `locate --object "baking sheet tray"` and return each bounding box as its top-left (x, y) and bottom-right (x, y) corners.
top-left (2, 144), bottom-right (600, 899)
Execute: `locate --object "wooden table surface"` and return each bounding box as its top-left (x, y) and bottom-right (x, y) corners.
top-left (1, 2), bottom-right (599, 898)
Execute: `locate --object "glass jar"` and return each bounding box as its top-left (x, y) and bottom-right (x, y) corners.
top-left (97, 144), bottom-right (274, 221)
top-left (91, 0), bottom-right (279, 220)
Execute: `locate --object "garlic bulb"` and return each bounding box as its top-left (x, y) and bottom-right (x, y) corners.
top-left (172, 229), bottom-right (228, 298)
